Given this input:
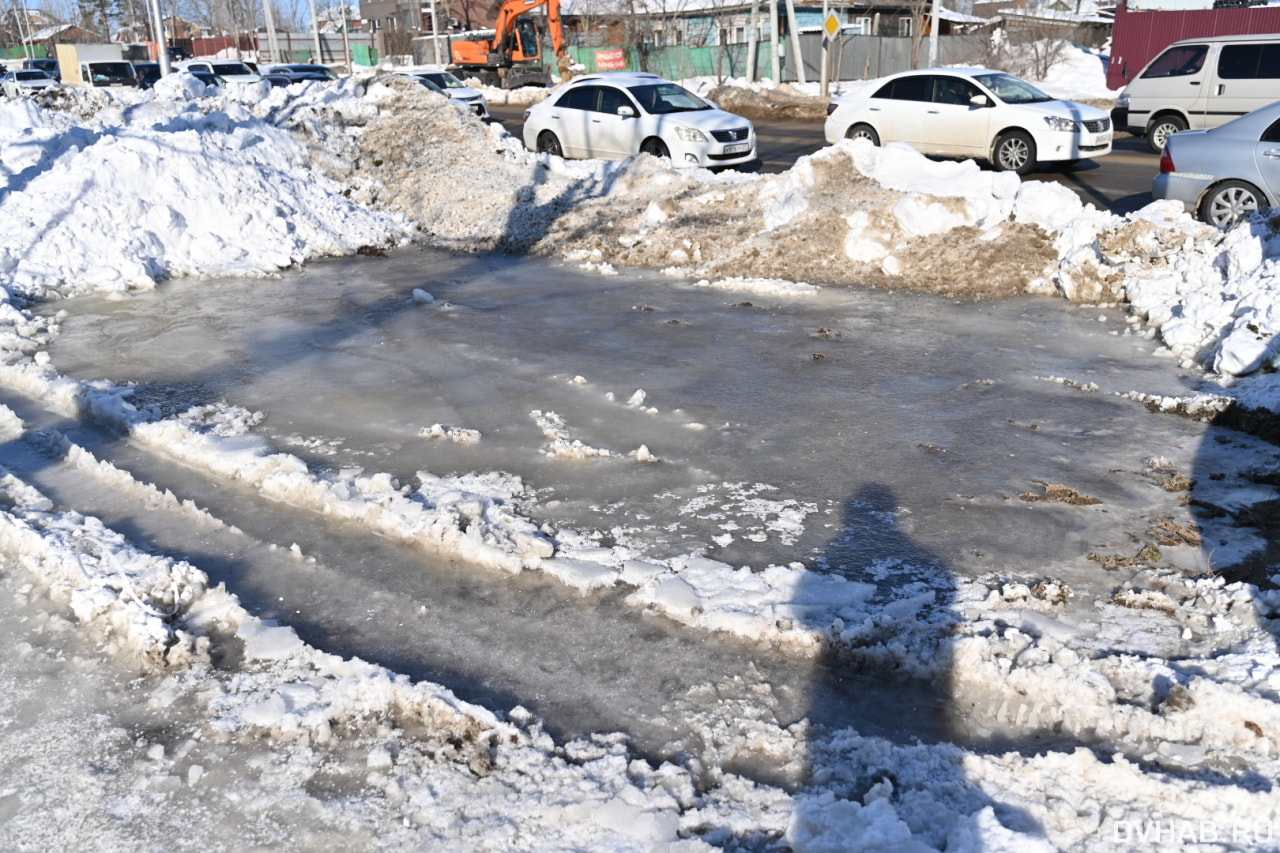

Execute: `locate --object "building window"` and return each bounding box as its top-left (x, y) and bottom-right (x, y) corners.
top-left (853, 16), bottom-right (871, 34)
top-left (898, 17), bottom-right (911, 36)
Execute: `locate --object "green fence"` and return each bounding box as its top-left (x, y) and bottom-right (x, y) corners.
top-left (0, 46), bottom-right (50, 60)
top-left (567, 43), bottom-right (772, 81)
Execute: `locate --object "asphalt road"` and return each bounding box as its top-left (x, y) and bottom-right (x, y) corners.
top-left (487, 103), bottom-right (1158, 217)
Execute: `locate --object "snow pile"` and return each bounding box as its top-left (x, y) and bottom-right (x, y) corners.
top-left (0, 82), bottom-right (406, 299)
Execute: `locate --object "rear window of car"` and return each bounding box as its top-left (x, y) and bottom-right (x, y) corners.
top-left (871, 76), bottom-right (930, 101)
top-left (555, 86), bottom-right (600, 110)
top-left (211, 62), bottom-right (252, 76)
top-left (1217, 43), bottom-right (1280, 79)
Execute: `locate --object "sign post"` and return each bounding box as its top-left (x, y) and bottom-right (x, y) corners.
top-left (821, 11), bottom-right (839, 96)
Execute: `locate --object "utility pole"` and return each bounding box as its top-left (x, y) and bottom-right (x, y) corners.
top-left (429, 0), bottom-right (440, 64)
top-left (262, 0), bottom-right (281, 64)
top-left (784, 0), bottom-right (804, 85)
top-left (309, 0), bottom-right (323, 61)
top-left (150, 0), bottom-right (170, 71)
top-left (769, 0), bottom-right (779, 82)
top-left (928, 0), bottom-right (938, 67)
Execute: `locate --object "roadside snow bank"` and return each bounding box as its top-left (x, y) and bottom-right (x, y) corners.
top-left (13, 73), bottom-right (1280, 393)
top-left (0, 81), bottom-right (406, 299)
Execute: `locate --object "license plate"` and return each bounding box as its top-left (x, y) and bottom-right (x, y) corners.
top-left (1096, 132), bottom-right (1112, 144)
top-left (724, 142), bottom-right (750, 154)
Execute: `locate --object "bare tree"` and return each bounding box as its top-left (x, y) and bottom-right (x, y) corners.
top-left (906, 0), bottom-right (928, 68)
top-left (967, 24), bottom-right (1070, 80)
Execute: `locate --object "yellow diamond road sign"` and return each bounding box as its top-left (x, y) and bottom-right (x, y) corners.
top-left (823, 12), bottom-right (840, 39)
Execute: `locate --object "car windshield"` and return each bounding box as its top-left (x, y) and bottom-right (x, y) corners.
top-left (415, 76), bottom-right (446, 95)
top-left (626, 83), bottom-right (711, 115)
top-left (971, 72), bottom-right (1053, 104)
top-left (422, 72), bottom-right (464, 89)
top-left (211, 62), bottom-right (252, 76)
top-left (16, 71), bottom-right (48, 80)
top-left (92, 62), bottom-right (135, 80)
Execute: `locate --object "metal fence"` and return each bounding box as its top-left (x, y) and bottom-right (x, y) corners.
top-left (566, 34), bottom-right (988, 83)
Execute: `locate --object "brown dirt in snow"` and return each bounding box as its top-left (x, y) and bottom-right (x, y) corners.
top-left (1020, 482), bottom-right (1102, 505)
top-left (316, 76), bottom-right (1161, 302)
top-left (707, 86), bottom-right (831, 123)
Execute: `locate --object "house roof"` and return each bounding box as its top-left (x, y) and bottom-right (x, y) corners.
top-left (995, 5), bottom-right (1111, 22)
top-left (27, 23), bottom-right (77, 41)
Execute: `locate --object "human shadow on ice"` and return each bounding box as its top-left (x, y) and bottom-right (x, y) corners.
top-left (787, 483), bottom-right (1047, 849)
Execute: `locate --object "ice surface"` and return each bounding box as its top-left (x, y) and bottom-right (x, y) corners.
top-left (2, 47), bottom-right (1280, 851)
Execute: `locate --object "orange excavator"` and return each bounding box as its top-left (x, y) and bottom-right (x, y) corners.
top-left (448, 0), bottom-right (569, 89)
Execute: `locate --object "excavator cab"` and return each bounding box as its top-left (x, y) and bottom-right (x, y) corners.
top-left (507, 18), bottom-right (540, 62)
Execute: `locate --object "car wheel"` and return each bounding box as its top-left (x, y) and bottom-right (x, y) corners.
top-left (993, 130), bottom-right (1036, 175)
top-left (640, 137), bottom-right (670, 159)
top-left (845, 123), bottom-right (880, 146)
top-left (1146, 114), bottom-right (1187, 155)
top-left (1197, 180), bottom-right (1264, 229)
top-left (536, 131), bottom-right (563, 158)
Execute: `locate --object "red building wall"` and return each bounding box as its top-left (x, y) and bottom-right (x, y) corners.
top-left (1108, 2), bottom-right (1280, 89)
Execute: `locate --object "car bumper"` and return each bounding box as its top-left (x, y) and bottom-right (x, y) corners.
top-left (1110, 105), bottom-right (1136, 135)
top-left (1151, 172), bottom-right (1209, 215)
top-left (1031, 129), bottom-right (1113, 162)
top-left (451, 98), bottom-right (489, 118)
top-left (671, 136), bottom-right (757, 168)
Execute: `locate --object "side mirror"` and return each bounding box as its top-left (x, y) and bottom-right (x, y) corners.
top-left (617, 105), bottom-right (635, 118)
top-left (969, 94), bottom-right (990, 108)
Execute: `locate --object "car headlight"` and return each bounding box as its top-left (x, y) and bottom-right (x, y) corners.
top-left (1043, 115), bottom-right (1079, 132)
top-left (1115, 92), bottom-right (1129, 108)
top-left (675, 126), bottom-right (708, 143)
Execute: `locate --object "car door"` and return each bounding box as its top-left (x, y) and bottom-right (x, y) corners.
top-left (1256, 115), bottom-right (1280, 204)
top-left (865, 75), bottom-right (930, 146)
top-left (586, 86), bottom-right (642, 159)
top-left (1211, 42), bottom-right (1280, 130)
top-left (920, 74), bottom-right (990, 157)
top-left (1129, 43), bottom-right (1210, 131)
top-left (545, 86), bottom-right (598, 158)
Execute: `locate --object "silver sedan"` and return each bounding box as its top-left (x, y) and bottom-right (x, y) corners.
top-left (1153, 100), bottom-right (1280, 228)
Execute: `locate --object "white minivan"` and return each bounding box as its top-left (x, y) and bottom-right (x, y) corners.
top-left (1112, 34), bottom-right (1280, 153)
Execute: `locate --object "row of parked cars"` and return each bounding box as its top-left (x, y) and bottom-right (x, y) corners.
top-left (519, 67), bottom-right (1109, 176)
top-left (525, 33), bottom-right (1280, 231)
top-left (0, 56), bottom-right (347, 95)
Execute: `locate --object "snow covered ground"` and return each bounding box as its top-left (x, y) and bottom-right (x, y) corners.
top-left (2, 51), bottom-right (1280, 851)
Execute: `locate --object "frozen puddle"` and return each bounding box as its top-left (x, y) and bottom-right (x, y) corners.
top-left (33, 247), bottom-right (1213, 723)
top-left (7, 245), bottom-right (1280, 848)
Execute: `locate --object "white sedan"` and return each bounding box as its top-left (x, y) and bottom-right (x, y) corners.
top-left (522, 72), bottom-right (756, 169)
top-left (2, 69), bottom-right (57, 98)
top-left (824, 68), bottom-right (1113, 175)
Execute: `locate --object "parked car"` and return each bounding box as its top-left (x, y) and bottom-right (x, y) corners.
top-left (21, 57), bottom-right (59, 81)
top-left (411, 70), bottom-right (488, 118)
top-left (133, 62), bottom-right (162, 89)
top-left (521, 72), bottom-right (756, 168)
top-left (823, 67), bottom-right (1113, 175)
top-left (1, 69), bottom-right (57, 98)
top-left (398, 71), bottom-right (490, 118)
top-left (166, 45), bottom-right (193, 61)
top-left (186, 70), bottom-right (227, 90)
top-left (174, 59), bottom-right (260, 84)
top-left (265, 63), bottom-right (338, 84)
top-left (1152, 99), bottom-right (1280, 228)
top-left (1112, 35), bottom-right (1280, 154)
